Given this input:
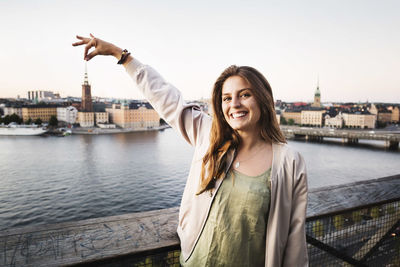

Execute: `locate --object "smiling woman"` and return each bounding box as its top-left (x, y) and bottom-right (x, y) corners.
top-left (222, 76), bottom-right (261, 133)
top-left (73, 34), bottom-right (308, 267)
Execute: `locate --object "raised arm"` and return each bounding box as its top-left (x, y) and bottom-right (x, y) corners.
top-left (72, 34), bottom-right (210, 146)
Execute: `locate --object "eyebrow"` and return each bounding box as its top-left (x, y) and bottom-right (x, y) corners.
top-left (222, 88), bottom-right (252, 96)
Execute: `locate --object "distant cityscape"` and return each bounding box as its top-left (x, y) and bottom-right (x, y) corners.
top-left (0, 69), bottom-right (399, 130)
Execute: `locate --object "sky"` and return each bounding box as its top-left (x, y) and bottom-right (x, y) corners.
top-left (0, 0), bottom-right (399, 103)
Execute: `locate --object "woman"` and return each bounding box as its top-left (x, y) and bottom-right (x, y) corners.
top-left (73, 34), bottom-right (308, 267)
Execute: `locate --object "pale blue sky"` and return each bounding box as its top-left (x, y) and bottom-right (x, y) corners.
top-left (0, 0), bottom-right (399, 102)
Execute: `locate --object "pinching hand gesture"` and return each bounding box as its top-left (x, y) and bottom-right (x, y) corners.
top-left (72, 34), bottom-right (123, 62)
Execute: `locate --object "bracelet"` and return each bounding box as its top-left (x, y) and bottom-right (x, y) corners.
top-left (117, 49), bottom-right (131, 65)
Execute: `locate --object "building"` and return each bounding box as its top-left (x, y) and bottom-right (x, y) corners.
top-left (370, 103), bottom-right (392, 126)
top-left (95, 112), bottom-right (109, 125)
top-left (2, 106), bottom-right (23, 118)
top-left (390, 106), bottom-right (399, 123)
top-left (106, 102), bottom-right (160, 129)
top-left (342, 111), bottom-right (376, 129)
top-left (28, 91), bottom-right (59, 101)
top-left (77, 112), bottom-right (94, 127)
top-left (325, 112), bottom-right (344, 128)
top-left (377, 110), bottom-right (392, 125)
top-left (21, 105), bottom-right (58, 122)
top-left (301, 109), bottom-right (325, 127)
top-left (81, 66), bottom-right (93, 112)
top-left (57, 106), bottom-right (78, 124)
top-left (282, 109), bottom-right (302, 124)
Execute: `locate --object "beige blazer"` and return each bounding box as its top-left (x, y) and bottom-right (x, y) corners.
top-left (126, 59), bottom-right (309, 267)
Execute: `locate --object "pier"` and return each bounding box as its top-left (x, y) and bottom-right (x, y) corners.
top-left (281, 126), bottom-right (400, 149)
top-left (1, 174), bottom-right (399, 266)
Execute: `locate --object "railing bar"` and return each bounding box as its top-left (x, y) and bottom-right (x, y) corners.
top-left (306, 197), bottom-right (400, 221)
top-left (306, 235), bottom-right (367, 266)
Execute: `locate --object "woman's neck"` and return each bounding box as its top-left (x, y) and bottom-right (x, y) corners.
top-left (237, 130), bottom-right (267, 151)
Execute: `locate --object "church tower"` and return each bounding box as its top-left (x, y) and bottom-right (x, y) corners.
top-left (312, 78), bottom-right (321, 108)
top-left (81, 64), bottom-right (93, 112)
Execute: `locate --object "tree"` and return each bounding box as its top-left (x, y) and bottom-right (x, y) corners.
top-left (49, 115), bottom-right (58, 127)
top-left (1, 114), bottom-right (22, 124)
top-left (34, 118), bottom-right (43, 125)
top-left (376, 121), bottom-right (387, 129)
top-left (26, 118), bottom-right (33, 124)
top-left (280, 117), bottom-right (287, 125)
top-left (288, 119), bottom-right (295, 126)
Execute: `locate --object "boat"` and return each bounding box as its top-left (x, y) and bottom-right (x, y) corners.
top-left (0, 123), bottom-right (48, 136)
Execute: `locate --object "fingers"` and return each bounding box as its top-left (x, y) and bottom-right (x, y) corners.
top-left (72, 40), bottom-right (86, 46)
top-left (72, 35), bottom-right (90, 47)
top-left (72, 34), bottom-right (104, 61)
top-left (83, 38), bottom-right (97, 61)
top-left (85, 50), bottom-right (99, 61)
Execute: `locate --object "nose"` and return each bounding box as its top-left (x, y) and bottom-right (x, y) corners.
top-left (231, 95), bottom-right (241, 108)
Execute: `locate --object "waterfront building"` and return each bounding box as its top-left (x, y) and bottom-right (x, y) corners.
top-left (95, 112), bottom-right (109, 125)
top-left (57, 106), bottom-right (78, 124)
top-left (301, 109), bottom-right (325, 127)
top-left (324, 112), bottom-right (344, 128)
top-left (390, 106), bottom-right (399, 123)
top-left (77, 112), bottom-right (94, 127)
top-left (81, 65), bottom-right (93, 112)
top-left (22, 105), bottom-right (58, 122)
top-left (3, 106), bottom-right (23, 118)
top-left (377, 110), bottom-right (392, 124)
top-left (106, 102), bottom-right (160, 129)
top-left (282, 109), bottom-right (302, 124)
top-left (342, 111), bottom-right (376, 129)
top-left (369, 103), bottom-right (392, 125)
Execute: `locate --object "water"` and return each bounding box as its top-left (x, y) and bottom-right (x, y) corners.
top-left (0, 128), bottom-right (399, 231)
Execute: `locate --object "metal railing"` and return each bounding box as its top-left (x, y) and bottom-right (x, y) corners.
top-left (306, 197), bottom-right (400, 267)
top-left (3, 176), bottom-right (399, 266)
top-left (82, 198), bottom-right (400, 267)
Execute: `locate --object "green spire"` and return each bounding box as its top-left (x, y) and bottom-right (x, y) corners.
top-left (315, 76), bottom-right (320, 97)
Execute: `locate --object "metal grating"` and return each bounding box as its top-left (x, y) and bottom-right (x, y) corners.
top-left (306, 198), bottom-right (400, 267)
top-left (85, 199), bottom-right (400, 266)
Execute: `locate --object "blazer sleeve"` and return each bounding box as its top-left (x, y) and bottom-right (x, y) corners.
top-left (125, 58), bottom-right (211, 146)
top-left (283, 152), bottom-right (309, 267)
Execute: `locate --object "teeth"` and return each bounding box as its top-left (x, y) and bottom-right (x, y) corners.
top-left (232, 112), bottom-right (246, 118)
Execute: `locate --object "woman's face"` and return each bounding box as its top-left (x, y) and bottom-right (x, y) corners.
top-left (221, 75), bottom-right (261, 134)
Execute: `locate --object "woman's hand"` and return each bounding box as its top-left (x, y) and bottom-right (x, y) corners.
top-left (72, 34), bottom-right (123, 61)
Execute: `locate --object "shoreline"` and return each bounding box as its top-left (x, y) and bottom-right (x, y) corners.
top-left (69, 124), bottom-right (171, 135)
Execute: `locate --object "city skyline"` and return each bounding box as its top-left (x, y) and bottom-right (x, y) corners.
top-left (0, 0), bottom-right (399, 103)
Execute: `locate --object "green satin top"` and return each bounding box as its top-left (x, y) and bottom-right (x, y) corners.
top-left (181, 167), bottom-right (271, 267)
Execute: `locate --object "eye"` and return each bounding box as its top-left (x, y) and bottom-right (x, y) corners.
top-left (240, 92), bottom-right (251, 98)
top-left (222, 96), bottom-right (231, 102)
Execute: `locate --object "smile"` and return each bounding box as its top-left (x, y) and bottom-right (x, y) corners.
top-left (231, 112), bottom-right (248, 119)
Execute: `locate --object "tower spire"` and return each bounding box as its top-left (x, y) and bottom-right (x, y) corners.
top-left (81, 62), bottom-right (93, 112)
top-left (83, 62), bottom-right (89, 85)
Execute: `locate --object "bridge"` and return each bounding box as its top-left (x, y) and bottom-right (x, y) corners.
top-left (281, 126), bottom-right (400, 149)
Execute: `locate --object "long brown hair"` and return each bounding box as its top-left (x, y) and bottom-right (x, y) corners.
top-left (197, 65), bottom-right (286, 194)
